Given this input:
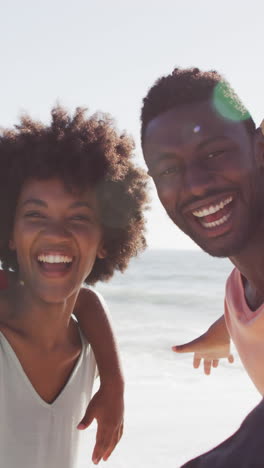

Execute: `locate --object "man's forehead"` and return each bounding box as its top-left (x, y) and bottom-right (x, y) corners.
top-left (143, 101), bottom-right (247, 149)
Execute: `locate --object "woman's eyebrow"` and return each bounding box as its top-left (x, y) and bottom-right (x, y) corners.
top-left (21, 198), bottom-right (47, 207)
top-left (70, 201), bottom-right (95, 211)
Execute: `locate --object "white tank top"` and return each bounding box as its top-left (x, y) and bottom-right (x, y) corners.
top-left (0, 330), bottom-right (96, 468)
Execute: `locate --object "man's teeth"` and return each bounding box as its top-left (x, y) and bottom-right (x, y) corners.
top-left (201, 212), bottom-right (231, 228)
top-left (37, 255), bottom-right (72, 264)
top-left (192, 196), bottom-right (233, 218)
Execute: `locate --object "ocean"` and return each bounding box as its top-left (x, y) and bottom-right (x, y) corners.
top-left (79, 249), bottom-right (261, 468)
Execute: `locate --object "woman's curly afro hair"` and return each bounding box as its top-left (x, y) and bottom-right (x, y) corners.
top-left (0, 106), bottom-right (149, 285)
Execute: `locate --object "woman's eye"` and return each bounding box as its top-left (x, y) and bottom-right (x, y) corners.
top-left (70, 215), bottom-right (91, 222)
top-left (24, 211), bottom-right (45, 218)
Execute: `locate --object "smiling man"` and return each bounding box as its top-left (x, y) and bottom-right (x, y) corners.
top-left (141, 68), bottom-right (264, 466)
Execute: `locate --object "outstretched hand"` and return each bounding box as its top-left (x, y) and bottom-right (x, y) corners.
top-left (172, 329), bottom-right (234, 375)
top-left (77, 384), bottom-right (124, 464)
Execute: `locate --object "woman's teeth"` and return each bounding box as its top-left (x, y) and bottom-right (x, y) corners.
top-left (37, 254), bottom-right (72, 264)
top-left (192, 196), bottom-right (233, 218)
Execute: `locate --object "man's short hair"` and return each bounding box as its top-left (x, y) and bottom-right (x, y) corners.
top-left (0, 106), bottom-right (148, 284)
top-left (141, 67), bottom-right (256, 144)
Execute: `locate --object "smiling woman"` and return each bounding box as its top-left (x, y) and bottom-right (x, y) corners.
top-left (9, 178), bottom-right (106, 303)
top-left (0, 106), bottom-right (148, 284)
top-left (0, 106), bottom-right (148, 468)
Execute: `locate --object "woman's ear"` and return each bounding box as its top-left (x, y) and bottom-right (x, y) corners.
top-left (97, 245), bottom-right (106, 259)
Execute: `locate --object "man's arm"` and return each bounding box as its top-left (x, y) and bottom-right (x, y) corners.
top-left (74, 288), bottom-right (124, 465)
top-left (173, 315), bottom-right (234, 375)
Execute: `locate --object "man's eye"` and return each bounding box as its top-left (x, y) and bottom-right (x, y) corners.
top-left (206, 150), bottom-right (225, 160)
top-left (160, 166), bottom-right (181, 176)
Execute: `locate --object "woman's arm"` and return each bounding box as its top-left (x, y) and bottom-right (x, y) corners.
top-left (74, 288), bottom-right (124, 465)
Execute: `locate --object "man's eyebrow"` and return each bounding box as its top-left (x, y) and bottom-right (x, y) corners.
top-left (196, 136), bottom-right (231, 150)
top-left (154, 136), bottom-right (231, 163)
top-left (148, 135), bottom-right (232, 172)
top-left (153, 152), bottom-right (179, 165)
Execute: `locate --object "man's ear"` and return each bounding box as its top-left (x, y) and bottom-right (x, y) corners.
top-left (255, 120), bottom-right (264, 168)
top-left (8, 239), bottom-right (15, 251)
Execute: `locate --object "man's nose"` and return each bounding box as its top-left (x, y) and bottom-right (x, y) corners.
top-left (182, 163), bottom-right (212, 198)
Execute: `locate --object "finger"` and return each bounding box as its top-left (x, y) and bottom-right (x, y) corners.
top-left (77, 401), bottom-right (95, 430)
top-left (193, 355), bottom-right (201, 369)
top-left (102, 432), bottom-right (119, 461)
top-left (103, 423), bottom-right (124, 461)
top-left (92, 427), bottom-right (114, 465)
top-left (228, 354), bottom-right (234, 363)
top-left (212, 360), bottom-right (219, 368)
top-left (92, 425), bottom-right (120, 463)
top-left (203, 360), bottom-right (211, 375)
top-left (172, 336), bottom-right (205, 353)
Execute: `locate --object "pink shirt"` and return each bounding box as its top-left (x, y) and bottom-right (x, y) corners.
top-left (225, 267), bottom-right (264, 395)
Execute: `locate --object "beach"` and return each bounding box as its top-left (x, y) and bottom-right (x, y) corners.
top-left (78, 249), bottom-right (260, 467)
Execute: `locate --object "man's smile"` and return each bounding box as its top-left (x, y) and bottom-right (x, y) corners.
top-left (182, 193), bottom-right (235, 238)
top-left (192, 195), bottom-right (233, 218)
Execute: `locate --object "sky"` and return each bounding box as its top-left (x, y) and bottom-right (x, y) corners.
top-left (0, 0), bottom-right (263, 249)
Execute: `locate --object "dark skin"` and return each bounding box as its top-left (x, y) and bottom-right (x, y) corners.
top-left (144, 106), bottom-right (264, 373)
top-left (0, 288), bottom-right (82, 404)
top-left (144, 102), bottom-right (264, 312)
top-left (144, 102), bottom-right (263, 259)
top-left (3, 178), bottom-right (123, 465)
top-left (5, 258), bottom-right (124, 465)
top-left (143, 101), bottom-right (264, 465)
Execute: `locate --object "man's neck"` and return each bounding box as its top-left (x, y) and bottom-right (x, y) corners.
top-left (229, 237), bottom-right (264, 311)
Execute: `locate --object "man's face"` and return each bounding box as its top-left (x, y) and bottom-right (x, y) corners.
top-left (143, 101), bottom-right (263, 257)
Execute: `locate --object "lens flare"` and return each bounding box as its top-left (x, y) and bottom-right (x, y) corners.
top-left (213, 82), bottom-right (250, 122)
top-left (193, 125), bottom-right (200, 133)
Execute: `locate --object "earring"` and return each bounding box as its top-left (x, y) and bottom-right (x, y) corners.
top-left (19, 279), bottom-right (24, 287)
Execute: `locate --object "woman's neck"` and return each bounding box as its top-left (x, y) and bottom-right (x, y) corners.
top-left (6, 284), bottom-right (80, 350)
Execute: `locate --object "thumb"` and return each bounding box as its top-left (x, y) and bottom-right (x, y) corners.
top-left (172, 335), bottom-right (206, 354)
top-left (172, 343), bottom-right (194, 353)
top-left (77, 399), bottom-right (96, 430)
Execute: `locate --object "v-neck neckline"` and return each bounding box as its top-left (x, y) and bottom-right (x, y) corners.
top-left (0, 329), bottom-right (85, 408)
